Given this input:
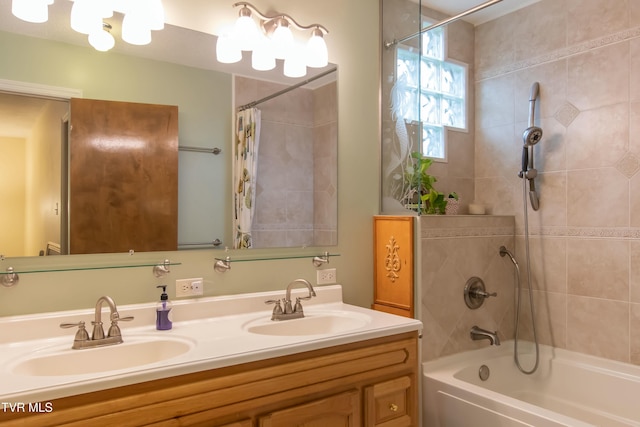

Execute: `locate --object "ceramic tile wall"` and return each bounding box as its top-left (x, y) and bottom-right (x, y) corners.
top-left (475, 0), bottom-right (640, 364)
top-left (234, 77), bottom-right (337, 248)
top-left (420, 215), bottom-right (515, 361)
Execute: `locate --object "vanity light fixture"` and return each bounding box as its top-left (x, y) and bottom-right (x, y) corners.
top-left (11, 0), bottom-right (165, 51)
top-left (216, 2), bottom-right (329, 78)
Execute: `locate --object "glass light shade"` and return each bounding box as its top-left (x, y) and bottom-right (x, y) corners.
top-left (216, 33), bottom-right (242, 64)
top-left (251, 37), bottom-right (275, 71)
top-left (12, 0), bottom-right (48, 23)
top-left (283, 45), bottom-right (306, 78)
top-left (147, 0), bottom-right (165, 31)
top-left (70, 0), bottom-right (102, 34)
top-left (96, 0), bottom-right (113, 18)
top-left (88, 28), bottom-right (115, 52)
top-left (306, 32), bottom-right (328, 68)
top-left (271, 22), bottom-right (293, 60)
top-left (233, 15), bottom-right (259, 51)
top-left (122, 13), bottom-right (152, 45)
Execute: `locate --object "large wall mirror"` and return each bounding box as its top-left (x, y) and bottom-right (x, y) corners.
top-left (0, 0), bottom-right (338, 260)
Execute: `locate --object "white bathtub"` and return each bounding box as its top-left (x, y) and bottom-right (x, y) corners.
top-left (423, 341), bottom-right (640, 427)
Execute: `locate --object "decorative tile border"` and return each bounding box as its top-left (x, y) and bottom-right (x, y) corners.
top-left (476, 26), bottom-right (640, 82)
top-left (514, 226), bottom-right (640, 239)
top-left (421, 226), bottom-right (514, 239)
top-left (421, 222), bottom-right (640, 240)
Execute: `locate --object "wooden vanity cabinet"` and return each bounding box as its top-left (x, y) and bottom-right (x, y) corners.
top-left (0, 332), bottom-right (419, 427)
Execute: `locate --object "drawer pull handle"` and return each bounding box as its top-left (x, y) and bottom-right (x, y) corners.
top-left (389, 403), bottom-right (398, 412)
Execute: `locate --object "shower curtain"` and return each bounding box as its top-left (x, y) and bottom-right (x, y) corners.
top-left (233, 107), bottom-right (261, 249)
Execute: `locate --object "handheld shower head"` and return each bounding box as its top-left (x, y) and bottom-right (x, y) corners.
top-left (524, 81), bottom-right (542, 147)
top-left (523, 126), bottom-right (543, 147)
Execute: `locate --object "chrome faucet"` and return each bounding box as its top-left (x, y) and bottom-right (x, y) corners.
top-left (470, 325), bottom-right (501, 346)
top-left (60, 296), bottom-right (134, 349)
top-left (266, 279), bottom-right (316, 321)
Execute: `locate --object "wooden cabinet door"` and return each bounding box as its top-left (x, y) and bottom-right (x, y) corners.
top-left (373, 216), bottom-right (414, 317)
top-left (365, 376), bottom-right (414, 426)
top-left (69, 98), bottom-right (178, 254)
top-left (259, 390), bottom-right (360, 427)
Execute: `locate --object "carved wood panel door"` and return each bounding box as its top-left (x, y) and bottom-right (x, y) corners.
top-left (373, 216), bottom-right (414, 317)
top-left (69, 98), bottom-right (178, 254)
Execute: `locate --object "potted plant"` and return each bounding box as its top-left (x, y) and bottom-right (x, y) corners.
top-left (421, 189), bottom-right (447, 214)
top-left (402, 152), bottom-right (454, 215)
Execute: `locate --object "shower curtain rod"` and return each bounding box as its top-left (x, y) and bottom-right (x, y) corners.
top-left (384, 0), bottom-right (503, 49)
top-left (238, 67), bottom-right (337, 111)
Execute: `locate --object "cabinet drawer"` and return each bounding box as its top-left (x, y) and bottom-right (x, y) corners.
top-left (259, 390), bottom-right (360, 426)
top-left (364, 376), bottom-right (413, 426)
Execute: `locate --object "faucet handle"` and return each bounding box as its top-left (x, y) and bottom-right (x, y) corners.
top-left (60, 321), bottom-right (90, 343)
top-left (60, 321), bottom-right (85, 329)
top-left (266, 299), bottom-right (284, 320)
top-left (293, 297), bottom-right (304, 314)
top-left (107, 315), bottom-right (134, 338)
top-left (265, 299), bottom-right (283, 314)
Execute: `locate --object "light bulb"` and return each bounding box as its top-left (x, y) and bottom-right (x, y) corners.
top-left (70, 0), bottom-right (102, 35)
top-left (284, 44), bottom-right (307, 78)
top-left (306, 28), bottom-right (328, 68)
top-left (216, 33), bottom-right (242, 64)
top-left (271, 19), bottom-right (293, 60)
top-left (97, 0), bottom-right (113, 18)
top-left (122, 12), bottom-right (152, 45)
top-left (233, 8), bottom-right (259, 51)
top-left (12, 0), bottom-right (49, 23)
top-left (147, 0), bottom-right (165, 31)
top-left (251, 36), bottom-right (275, 71)
top-left (88, 26), bottom-right (115, 52)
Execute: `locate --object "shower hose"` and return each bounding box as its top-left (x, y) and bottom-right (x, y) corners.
top-left (514, 176), bottom-right (540, 375)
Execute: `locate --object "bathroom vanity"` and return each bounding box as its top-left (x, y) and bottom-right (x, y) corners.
top-left (0, 285), bottom-right (421, 426)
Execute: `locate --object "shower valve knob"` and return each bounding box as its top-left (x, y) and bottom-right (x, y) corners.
top-left (464, 277), bottom-right (496, 309)
top-left (473, 289), bottom-right (497, 299)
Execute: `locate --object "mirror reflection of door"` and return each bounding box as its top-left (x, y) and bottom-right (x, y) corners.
top-left (69, 98), bottom-right (178, 254)
top-left (0, 92), bottom-right (68, 258)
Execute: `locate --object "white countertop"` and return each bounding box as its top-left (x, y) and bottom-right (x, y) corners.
top-left (0, 285), bottom-right (422, 403)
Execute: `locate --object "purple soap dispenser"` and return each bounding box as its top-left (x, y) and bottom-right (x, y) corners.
top-left (155, 285), bottom-right (173, 330)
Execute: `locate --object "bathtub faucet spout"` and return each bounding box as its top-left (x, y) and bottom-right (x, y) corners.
top-left (470, 325), bottom-right (501, 346)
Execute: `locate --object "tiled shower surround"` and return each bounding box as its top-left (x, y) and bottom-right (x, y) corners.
top-left (235, 77), bottom-right (337, 248)
top-left (385, 0), bottom-right (640, 365)
top-left (420, 216), bottom-right (515, 361)
top-left (476, 0), bottom-right (640, 365)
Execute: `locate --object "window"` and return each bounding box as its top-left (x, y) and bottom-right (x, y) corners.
top-left (395, 23), bottom-right (467, 161)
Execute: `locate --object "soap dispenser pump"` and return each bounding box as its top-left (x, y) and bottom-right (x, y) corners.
top-left (156, 285), bottom-right (173, 330)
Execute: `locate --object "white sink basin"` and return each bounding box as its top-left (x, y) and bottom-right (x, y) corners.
top-left (10, 335), bottom-right (195, 377)
top-left (243, 312), bottom-right (371, 336)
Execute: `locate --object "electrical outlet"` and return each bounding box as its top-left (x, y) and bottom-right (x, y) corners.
top-left (175, 278), bottom-right (204, 297)
top-left (316, 268), bottom-right (337, 285)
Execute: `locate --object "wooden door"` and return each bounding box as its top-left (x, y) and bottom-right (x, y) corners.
top-left (373, 216), bottom-right (414, 317)
top-left (69, 98), bottom-right (178, 254)
top-left (259, 391), bottom-right (360, 427)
